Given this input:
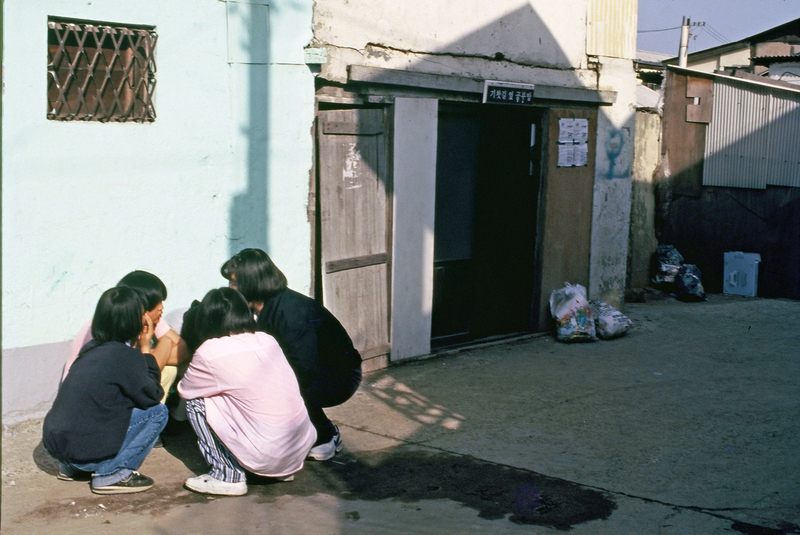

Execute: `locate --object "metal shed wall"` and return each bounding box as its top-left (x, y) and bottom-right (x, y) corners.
top-left (704, 77), bottom-right (800, 189)
top-left (586, 0), bottom-right (637, 60)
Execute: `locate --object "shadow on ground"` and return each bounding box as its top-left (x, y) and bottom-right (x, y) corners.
top-left (29, 422), bottom-right (614, 531)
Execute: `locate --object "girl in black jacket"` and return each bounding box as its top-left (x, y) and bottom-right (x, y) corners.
top-left (43, 286), bottom-right (168, 494)
top-left (221, 249), bottom-right (361, 461)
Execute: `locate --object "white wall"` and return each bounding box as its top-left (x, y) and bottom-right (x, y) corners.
top-left (2, 0), bottom-right (316, 422)
top-left (589, 56), bottom-right (637, 308)
top-left (314, 0), bottom-right (592, 86)
top-left (390, 98), bottom-right (438, 361)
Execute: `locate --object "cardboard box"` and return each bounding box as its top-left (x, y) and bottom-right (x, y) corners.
top-left (723, 252), bottom-right (761, 297)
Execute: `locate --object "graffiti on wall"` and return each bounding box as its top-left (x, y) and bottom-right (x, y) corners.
top-left (602, 128), bottom-right (631, 180)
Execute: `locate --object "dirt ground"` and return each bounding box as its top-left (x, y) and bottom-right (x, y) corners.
top-left (3, 291), bottom-right (799, 534)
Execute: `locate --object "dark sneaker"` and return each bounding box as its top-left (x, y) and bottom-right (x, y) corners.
top-left (91, 471), bottom-right (154, 495)
top-left (333, 425), bottom-right (343, 453)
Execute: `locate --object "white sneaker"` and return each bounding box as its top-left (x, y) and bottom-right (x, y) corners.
top-left (308, 426), bottom-right (342, 461)
top-left (185, 474), bottom-right (247, 496)
top-left (308, 438), bottom-right (336, 461)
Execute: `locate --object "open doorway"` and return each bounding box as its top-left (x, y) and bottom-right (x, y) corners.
top-left (432, 102), bottom-right (543, 347)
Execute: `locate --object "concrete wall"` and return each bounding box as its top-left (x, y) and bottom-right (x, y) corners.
top-left (390, 99), bottom-right (438, 362)
top-left (687, 47), bottom-right (752, 73)
top-left (589, 57), bottom-right (637, 308)
top-left (313, 0), bottom-right (596, 89)
top-left (313, 0), bottom-right (638, 342)
top-left (2, 0), bottom-right (316, 423)
top-left (627, 111), bottom-right (661, 294)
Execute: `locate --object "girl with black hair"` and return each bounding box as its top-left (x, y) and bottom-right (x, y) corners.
top-left (178, 287), bottom-right (315, 496)
top-left (43, 286), bottom-right (168, 494)
top-left (63, 270), bottom-right (191, 404)
top-left (221, 248), bottom-right (362, 461)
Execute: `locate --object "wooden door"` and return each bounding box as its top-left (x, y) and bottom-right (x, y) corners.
top-left (536, 107), bottom-right (597, 331)
top-left (317, 108), bottom-right (391, 371)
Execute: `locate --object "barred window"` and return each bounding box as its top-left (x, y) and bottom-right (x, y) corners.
top-left (47, 18), bottom-right (157, 122)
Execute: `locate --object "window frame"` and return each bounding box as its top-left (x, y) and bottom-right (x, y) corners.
top-left (47, 17), bottom-right (157, 123)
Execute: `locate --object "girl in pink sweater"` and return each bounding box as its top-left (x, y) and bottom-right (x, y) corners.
top-left (178, 287), bottom-right (316, 496)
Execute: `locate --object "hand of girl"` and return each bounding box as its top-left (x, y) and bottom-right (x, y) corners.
top-left (137, 314), bottom-right (155, 353)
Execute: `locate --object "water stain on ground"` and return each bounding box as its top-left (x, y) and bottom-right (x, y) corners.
top-left (731, 521), bottom-right (800, 535)
top-left (299, 449), bottom-right (617, 529)
top-left (29, 427), bottom-right (614, 530)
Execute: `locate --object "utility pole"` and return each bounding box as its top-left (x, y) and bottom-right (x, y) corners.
top-left (679, 16), bottom-right (690, 67)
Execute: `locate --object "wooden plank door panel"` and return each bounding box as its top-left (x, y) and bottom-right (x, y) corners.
top-left (318, 108), bottom-right (391, 370)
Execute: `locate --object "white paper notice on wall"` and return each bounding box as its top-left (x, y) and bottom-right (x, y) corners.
top-left (558, 143), bottom-right (574, 167)
top-left (558, 118), bottom-right (575, 143)
top-left (573, 142), bottom-right (588, 166)
top-left (557, 117), bottom-right (590, 167)
top-left (573, 119), bottom-right (589, 143)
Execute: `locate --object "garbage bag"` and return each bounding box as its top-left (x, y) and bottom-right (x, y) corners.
top-left (549, 283), bottom-right (597, 342)
top-left (652, 244), bottom-right (684, 285)
top-left (676, 264), bottom-right (707, 302)
top-left (589, 300), bottom-right (633, 339)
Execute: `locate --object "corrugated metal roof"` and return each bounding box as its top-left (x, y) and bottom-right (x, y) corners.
top-left (667, 65), bottom-right (800, 94)
top-left (704, 76), bottom-right (800, 189)
top-left (752, 55), bottom-right (800, 66)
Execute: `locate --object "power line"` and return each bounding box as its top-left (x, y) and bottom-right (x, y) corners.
top-left (638, 25), bottom-right (682, 33)
top-left (697, 27), bottom-right (726, 44)
top-left (704, 23), bottom-right (730, 43)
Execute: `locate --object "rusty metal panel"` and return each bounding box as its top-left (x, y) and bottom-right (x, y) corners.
top-left (704, 77), bottom-right (800, 189)
top-left (586, 0), bottom-right (637, 59)
top-left (686, 77), bottom-right (713, 123)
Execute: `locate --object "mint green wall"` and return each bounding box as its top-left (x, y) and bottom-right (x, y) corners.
top-left (2, 0), bottom-right (316, 422)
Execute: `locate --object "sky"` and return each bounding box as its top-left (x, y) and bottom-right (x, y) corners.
top-left (637, 0), bottom-right (800, 57)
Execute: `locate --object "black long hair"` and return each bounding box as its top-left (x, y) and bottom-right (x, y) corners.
top-left (194, 287), bottom-right (257, 344)
top-left (220, 248), bottom-right (287, 303)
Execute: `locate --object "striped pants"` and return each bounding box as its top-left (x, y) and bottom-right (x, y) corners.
top-left (185, 398), bottom-right (246, 483)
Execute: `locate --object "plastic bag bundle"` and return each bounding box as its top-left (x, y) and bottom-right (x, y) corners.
top-left (676, 264), bottom-right (707, 302)
top-left (652, 244), bottom-right (684, 285)
top-left (589, 300), bottom-right (633, 339)
top-left (549, 283), bottom-right (597, 342)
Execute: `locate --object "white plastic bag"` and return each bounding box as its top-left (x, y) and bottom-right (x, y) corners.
top-left (589, 300), bottom-right (633, 339)
top-left (549, 283), bottom-right (596, 342)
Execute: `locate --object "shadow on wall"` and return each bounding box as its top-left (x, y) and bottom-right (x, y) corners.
top-left (227, 1), bottom-right (270, 257)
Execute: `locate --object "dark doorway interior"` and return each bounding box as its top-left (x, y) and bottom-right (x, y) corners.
top-left (432, 102), bottom-right (543, 347)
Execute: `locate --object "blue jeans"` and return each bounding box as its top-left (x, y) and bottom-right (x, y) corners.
top-left (60, 404), bottom-right (168, 487)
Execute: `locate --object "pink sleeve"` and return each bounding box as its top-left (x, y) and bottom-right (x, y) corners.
top-left (62, 320), bottom-right (94, 381)
top-left (154, 316), bottom-right (172, 339)
top-left (177, 348), bottom-right (221, 400)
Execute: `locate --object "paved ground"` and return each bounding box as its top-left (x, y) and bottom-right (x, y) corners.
top-left (3, 293), bottom-right (799, 534)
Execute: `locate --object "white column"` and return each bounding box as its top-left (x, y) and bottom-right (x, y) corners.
top-left (390, 98), bottom-right (438, 361)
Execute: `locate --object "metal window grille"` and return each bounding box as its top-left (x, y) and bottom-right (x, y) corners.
top-left (47, 19), bottom-right (157, 122)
